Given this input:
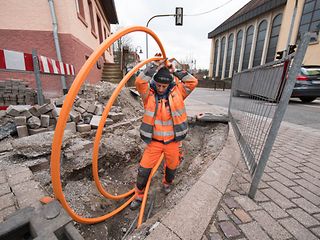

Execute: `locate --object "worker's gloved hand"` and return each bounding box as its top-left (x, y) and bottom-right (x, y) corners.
top-left (173, 70), bottom-right (189, 80)
top-left (144, 54), bottom-right (166, 77)
top-left (143, 62), bottom-right (158, 77)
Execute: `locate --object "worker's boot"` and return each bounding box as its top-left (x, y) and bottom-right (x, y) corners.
top-left (162, 183), bottom-right (172, 195)
top-left (129, 167), bottom-right (151, 211)
top-left (129, 197), bottom-right (142, 210)
top-left (162, 167), bottom-right (176, 195)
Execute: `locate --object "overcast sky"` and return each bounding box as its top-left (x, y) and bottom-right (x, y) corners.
top-left (112, 0), bottom-right (251, 69)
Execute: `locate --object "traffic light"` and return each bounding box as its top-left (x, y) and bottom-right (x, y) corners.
top-left (276, 51), bottom-right (284, 60)
top-left (175, 7), bottom-right (183, 26)
top-left (288, 44), bottom-right (297, 54)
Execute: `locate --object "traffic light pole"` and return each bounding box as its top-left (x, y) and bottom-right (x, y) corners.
top-left (145, 14), bottom-right (176, 59)
top-left (285, 0), bottom-right (298, 57)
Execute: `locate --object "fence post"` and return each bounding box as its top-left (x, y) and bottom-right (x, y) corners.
top-left (248, 32), bottom-right (312, 198)
top-left (32, 49), bottom-right (44, 105)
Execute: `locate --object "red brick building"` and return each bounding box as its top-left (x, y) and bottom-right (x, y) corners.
top-left (0, 0), bottom-right (118, 97)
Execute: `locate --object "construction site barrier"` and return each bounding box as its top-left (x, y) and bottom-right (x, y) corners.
top-left (0, 49), bottom-right (75, 76)
top-left (0, 48), bottom-right (75, 105)
top-left (51, 26), bottom-right (167, 227)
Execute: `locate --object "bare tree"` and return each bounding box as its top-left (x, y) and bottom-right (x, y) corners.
top-left (112, 25), bottom-right (133, 53)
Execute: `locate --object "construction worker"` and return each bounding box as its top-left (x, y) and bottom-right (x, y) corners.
top-left (130, 59), bottom-right (198, 210)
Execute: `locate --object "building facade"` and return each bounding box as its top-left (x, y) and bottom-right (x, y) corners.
top-left (0, 0), bottom-right (118, 97)
top-left (208, 0), bottom-right (320, 79)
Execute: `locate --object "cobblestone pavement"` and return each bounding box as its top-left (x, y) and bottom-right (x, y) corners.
top-left (0, 164), bottom-right (46, 222)
top-left (202, 122), bottom-right (320, 240)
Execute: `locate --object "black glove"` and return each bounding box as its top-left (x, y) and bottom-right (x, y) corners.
top-left (173, 70), bottom-right (189, 80)
top-left (143, 63), bottom-right (158, 77)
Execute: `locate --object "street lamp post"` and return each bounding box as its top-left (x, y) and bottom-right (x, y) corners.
top-left (285, 0), bottom-right (298, 58)
top-left (145, 8), bottom-right (183, 59)
top-left (146, 14), bottom-right (175, 59)
top-left (135, 46), bottom-right (143, 54)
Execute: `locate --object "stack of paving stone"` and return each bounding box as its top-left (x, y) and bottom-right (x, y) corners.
top-left (4, 95), bottom-right (125, 138)
top-left (0, 80), bottom-right (37, 106)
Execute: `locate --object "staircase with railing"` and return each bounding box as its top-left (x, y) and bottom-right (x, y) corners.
top-left (101, 63), bottom-right (123, 83)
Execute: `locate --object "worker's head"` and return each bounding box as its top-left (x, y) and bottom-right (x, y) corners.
top-left (153, 67), bottom-right (173, 95)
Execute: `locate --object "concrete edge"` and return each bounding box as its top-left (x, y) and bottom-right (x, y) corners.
top-left (146, 123), bottom-right (242, 240)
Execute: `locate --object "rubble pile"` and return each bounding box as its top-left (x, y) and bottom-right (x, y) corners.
top-left (0, 81), bottom-right (144, 188)
top-left (0, 80), bottom-right (231, 240)
top-left (1, 81), bottom-right (142, 138)
top-left (0, 80), bottom-right (37, 106)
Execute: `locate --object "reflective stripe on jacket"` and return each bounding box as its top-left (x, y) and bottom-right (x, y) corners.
top-left (136, 72), bottom-right (198, 144)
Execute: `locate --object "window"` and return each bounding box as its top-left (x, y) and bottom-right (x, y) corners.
top-left (224, 33), bottom-right (234, 78)
top-left (213, 39), bottom-right (219, 77)
top-left (97, 15), bottom-right (103, 44)
top-left (253, 20), bottom-right (268, 67)
top-left (218, 37), bottom-right (226, 78)
top-left (88, 0), bottom-right (95, 34)
top-left (266, 14), bottom-right (282, 62)
top-left (233, 30), bottom-right (243, 73)
top-left (104, 27), bottom-right (110, 52)
top-left (242, 25), bottom-right (254, 70)
top-left (298, 0), bottom-right (320, 43)
top-left (76, 0), bottom-right (87, 27)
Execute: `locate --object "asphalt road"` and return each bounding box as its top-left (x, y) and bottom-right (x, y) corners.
top-left (189, 88), bottom-right (320, 129)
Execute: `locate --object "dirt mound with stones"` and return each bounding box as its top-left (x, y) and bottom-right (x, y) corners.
top-left (0, 81), bottom-right (229, 240)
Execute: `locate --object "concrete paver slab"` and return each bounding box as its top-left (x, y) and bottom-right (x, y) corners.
top-left (279, 218), bottom-right (318, 240)
top-left (291, 186), bottom-right (320, 205)
top-left (286, 208), bottom-right (319, 228)
top-left (250, 210), bottom-right (292, 240)
top-left (291, 198), bottom-right (320, 214)
top-left (260, 202), bottom-right (289, 219)
top-left (261, 188), bottom-right (296, 209)
top-left (0, 193), bottom-right (15, 211)
top-left (234, 196), bottom-right (262, 211)
top-left (239, 221), bottom-right (271, 240)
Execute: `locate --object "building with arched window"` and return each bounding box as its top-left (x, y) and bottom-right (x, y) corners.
top-left (208, 0), bottom-right (320, 79)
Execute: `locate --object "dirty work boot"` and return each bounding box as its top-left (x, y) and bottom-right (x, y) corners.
top-left (130, 198), bottom-right (142, 210)
top-left (162, 183), bottom-right (172, 195)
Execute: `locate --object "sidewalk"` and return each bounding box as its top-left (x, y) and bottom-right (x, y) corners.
top-left (203, 121), bottom-right (320, 240)
top-left (147, 96), bottom-right (320, 240)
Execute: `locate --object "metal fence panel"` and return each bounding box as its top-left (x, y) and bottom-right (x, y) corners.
top-left (228, 33), bottom-right (312, 198)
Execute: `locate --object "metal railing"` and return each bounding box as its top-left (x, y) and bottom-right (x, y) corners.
top-left (228, 33), bottom-right (313, 198)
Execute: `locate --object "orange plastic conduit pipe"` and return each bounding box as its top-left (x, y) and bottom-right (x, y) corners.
top-left (137, 153), bottom-right (164, 227)
top-left (92, 57), bottom-right (161, 200)
top-left (51, 26), bottom-right (166, 224)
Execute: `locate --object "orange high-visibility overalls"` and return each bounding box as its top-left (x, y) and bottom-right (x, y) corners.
top-left (134, 68), bottom-right (198, 199)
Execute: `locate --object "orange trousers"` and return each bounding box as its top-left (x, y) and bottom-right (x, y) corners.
top-left (135, 141), bottom-right (182, 199)
top-left (140, 141), bottom-right (180, 169)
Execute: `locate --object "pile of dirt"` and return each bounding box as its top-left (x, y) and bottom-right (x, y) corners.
top-left (0, 81), bottom-right (229, 240)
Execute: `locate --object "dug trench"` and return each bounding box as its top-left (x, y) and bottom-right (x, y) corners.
top-left (0, 83), bottom-right (228, 239)
top-left (57, 121), bottom-right (228, 240)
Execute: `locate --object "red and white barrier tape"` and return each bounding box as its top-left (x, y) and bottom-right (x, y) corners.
top-left (0, 49), bottom-right (75, 76)
top-left (39, 55), bottom-right (75, 76)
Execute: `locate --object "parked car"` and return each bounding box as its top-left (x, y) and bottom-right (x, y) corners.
top-left (292, 66), bottom-right (320, 103)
